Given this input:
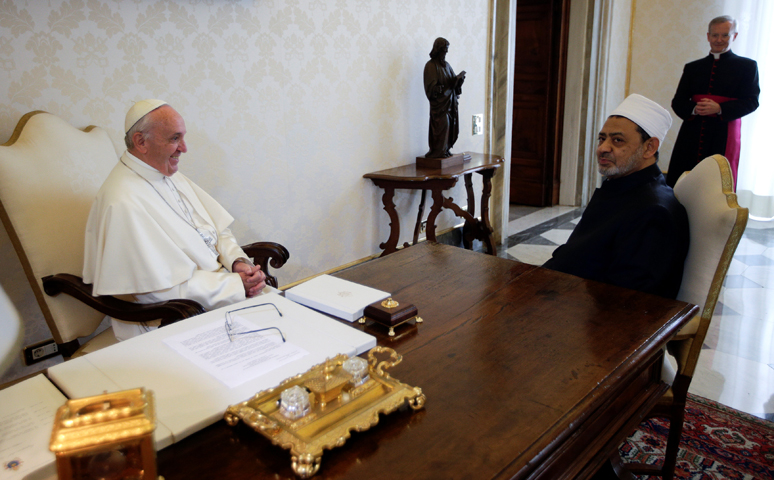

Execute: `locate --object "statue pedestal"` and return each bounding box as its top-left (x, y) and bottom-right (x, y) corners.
top-left (416, 152), bottom-right (471, 169)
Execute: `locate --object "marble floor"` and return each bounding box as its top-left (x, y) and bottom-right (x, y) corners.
top-left (502, 205), bottom-right (774, 422)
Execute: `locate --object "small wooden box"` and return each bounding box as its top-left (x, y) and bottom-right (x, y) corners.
top-left (361, 298), bottom-right (421, 336)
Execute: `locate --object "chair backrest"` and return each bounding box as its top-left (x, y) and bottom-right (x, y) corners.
top-left (0, 112), bottom-right (117, 344)
top-left (672, 155), bottom-right (748, 373)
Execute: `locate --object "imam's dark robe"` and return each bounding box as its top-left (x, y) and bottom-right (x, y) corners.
top-left (544, 164), bottom-right (689, 299)
top-left (667, 50), bottom-right (759, 187)
top-left (423, 58), bottom-right (461, 158)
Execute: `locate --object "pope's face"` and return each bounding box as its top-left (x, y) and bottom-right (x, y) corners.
top-left (707, 21), bottom-right (737, 54)
top-left (141, 106), bottom-right (187, 176)
top-left (596, 116), bottom-right (652, 179)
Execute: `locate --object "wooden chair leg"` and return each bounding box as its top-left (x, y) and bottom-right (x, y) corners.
top-left (625, 410), bottom-right (684, 478)
top-left (661, 408), bottom-right (685, 480)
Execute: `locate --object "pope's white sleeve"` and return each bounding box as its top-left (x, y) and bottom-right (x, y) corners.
top-left (217, 228), bottom-right (249, 272)
top-left (134, 269), bottom-right (246, 311)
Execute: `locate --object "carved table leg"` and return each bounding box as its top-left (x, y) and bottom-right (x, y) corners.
top-left (426, 187), bottom-right (445, 243)
top-left (378, 186), bottom-right (400, 257)
top-left (461, 173), bottom-right (476, 249)
top-left (478, 169), bottom-right (497, 255)
top-left (437, 170), bottom-right (497, 256)
top-left (412, 189), bottom-right (428, 245)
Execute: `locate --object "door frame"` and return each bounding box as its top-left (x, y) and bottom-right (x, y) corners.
top-left (488, 0), bottom-right (621, 235)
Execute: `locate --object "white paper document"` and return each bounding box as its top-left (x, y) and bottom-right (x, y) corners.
top-left (163, 312), bottom-right (308, 389)
top-left (47, 293), bottom-right (376, 450)
top-left (285, 274), bottom-right (390, 322)
top-left (0, 375), bottom-right (65, 480)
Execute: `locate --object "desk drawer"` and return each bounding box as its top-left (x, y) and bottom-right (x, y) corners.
top-left (525, 350), bottom-right (667, 480)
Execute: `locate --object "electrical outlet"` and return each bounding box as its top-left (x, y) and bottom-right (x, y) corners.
top-left (472, 114), bottom-right (483, 135)
top-left (23, 339), bottom-right (60, 365)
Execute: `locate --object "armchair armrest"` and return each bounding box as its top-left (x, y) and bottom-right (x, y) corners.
top-left (240, 241), bottom-right (290, 288)
top-left (42, 273), bottom-right (205, 327)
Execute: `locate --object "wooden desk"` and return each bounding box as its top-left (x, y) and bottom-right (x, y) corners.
top-left (158, 243), bottom-right (697, 479)
top-left (364, 153), bottom-right (503, 257)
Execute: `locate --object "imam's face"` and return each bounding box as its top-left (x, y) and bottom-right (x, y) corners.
top-left (707, 21), bottom-right (737, 54)
top-left (596, 116), bottom-right (650, 179)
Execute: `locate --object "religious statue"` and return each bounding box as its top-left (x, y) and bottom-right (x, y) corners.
top-left (423, 37), bottom-right (466, 158)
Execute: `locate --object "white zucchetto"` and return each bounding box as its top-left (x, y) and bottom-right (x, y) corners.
top-left (609, 94), bottom-right (672, 148)
top-left (125, 99), bottom-right (168, 133)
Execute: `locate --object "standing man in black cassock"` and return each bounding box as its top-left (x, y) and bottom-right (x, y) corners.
top-left (423, 37), bottom-right (466, 158)
top-left (666, 15), bottom-right (760, 188)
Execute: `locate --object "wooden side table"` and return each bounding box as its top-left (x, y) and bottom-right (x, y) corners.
top-left (364, 152), bottom-right (503, 257)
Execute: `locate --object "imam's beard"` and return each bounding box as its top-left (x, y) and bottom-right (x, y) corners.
top-left (598, 144), bottom-right (644, 179)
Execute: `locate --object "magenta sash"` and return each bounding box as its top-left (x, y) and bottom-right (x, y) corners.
top-left (692, 94), bottom-right (741, 186)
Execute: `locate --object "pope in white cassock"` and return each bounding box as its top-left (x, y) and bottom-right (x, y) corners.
top-left (83, 99), bottom-right (266, 341)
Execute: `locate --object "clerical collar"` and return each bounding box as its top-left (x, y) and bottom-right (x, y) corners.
top-left (710, 49), bottom-right (732, 60)
top-left (122, 151), bottom-right (166, 182)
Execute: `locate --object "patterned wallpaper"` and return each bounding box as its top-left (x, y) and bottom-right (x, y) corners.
top-left (5, 0), bottom-right (743, 381)
top-left (0, 0), bottom-right (489, 285)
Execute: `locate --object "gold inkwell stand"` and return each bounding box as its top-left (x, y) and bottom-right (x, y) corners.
top-left (50, 388), bottom-right (158, 480)
top-left (225, 346), bottom-right (426, 478)
top-left (359, 297), bottom-right (423, 336)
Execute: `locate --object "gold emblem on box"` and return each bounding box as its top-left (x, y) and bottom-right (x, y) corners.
top-left (224, 346), bottom-right (425, 478)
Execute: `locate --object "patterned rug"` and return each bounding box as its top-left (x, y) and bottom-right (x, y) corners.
top-left (620, 393), bottom-right (774, 479)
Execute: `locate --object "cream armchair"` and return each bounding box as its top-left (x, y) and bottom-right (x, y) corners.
top-left (626, 155), bottom-right (748, 479)
top-left (0, 112), bottom-right (289, 359)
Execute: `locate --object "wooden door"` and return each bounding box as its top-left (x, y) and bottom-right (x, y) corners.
top-left (510, 0), bottom-right (569, 206)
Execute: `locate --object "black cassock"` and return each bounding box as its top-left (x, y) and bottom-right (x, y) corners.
top-left (544, 164), bottom-right (689, 300)
top-left (667, 50), bottom-right (759, 187)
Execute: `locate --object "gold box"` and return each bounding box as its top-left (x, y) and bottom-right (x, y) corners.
top-left (50, 388), bottom-right (157, 480)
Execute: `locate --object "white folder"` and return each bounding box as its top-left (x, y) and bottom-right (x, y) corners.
top-left (285, 274), bottom-right (390, 322)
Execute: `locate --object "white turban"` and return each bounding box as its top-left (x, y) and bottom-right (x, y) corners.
top-left (125, 99), bottom-right (168, 133)
top-left (609, 94), bottom-right (672, 147)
